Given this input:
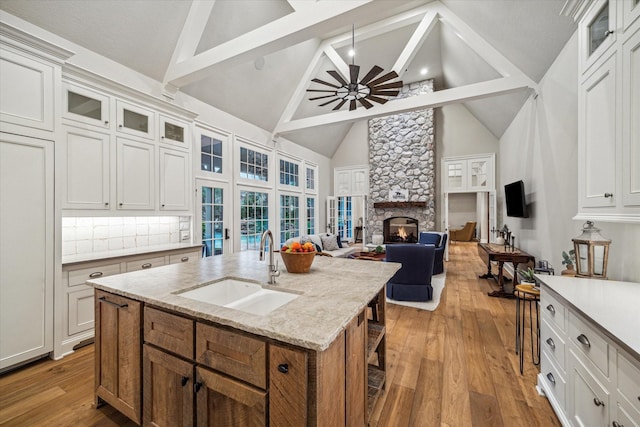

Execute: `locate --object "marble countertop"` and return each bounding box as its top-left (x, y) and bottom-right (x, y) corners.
top-left (88, 251), bottom-right (400, 351)
top-left (62, 243), bottom-right (203, 266)
top-left (538, 275), bottom-right (640, 360)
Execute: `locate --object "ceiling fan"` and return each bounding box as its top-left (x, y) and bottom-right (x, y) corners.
top-left (307, 26), bottom-right (403, 111)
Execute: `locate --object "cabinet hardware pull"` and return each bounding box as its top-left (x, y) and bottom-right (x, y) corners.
top-left (604, 192), bottom-right (613, 198)
top-left (119, 203), bottom-right (123, 206)
top-left (118, 124), bottom-right (123, 128)
top-left (604, 30), bottom-right (614, 37)
top-left (546, 372), bottom-right (555, 385)
top-left (89, 272), bottom-right (103, 278)
top-left (181, 376), bottom-right (189, 387)
top-left (181, 257), bottom-right (189, 262)
top-left (98, 296), bottom-right (128, 308)
top-left (161, 204), bottom-right (165, 207)
top-left (194, 381), bottom-right (203, 392)
top-left (546, 304), bottom-right (555, 314)
top-left (546, 338), bottom-right (555, 349)
top-left (104, 120), bottom-right (109, 125)
top-left (593, 397), bottom-right (605, 407)
top-left (277, 363), bottom-right (289, 374)
top-left (141, 263), bottom-right (152, 269)
top-left (577, 334), bottom-right (591, 347)
top-left (612, 421), bottom-right (623, 427)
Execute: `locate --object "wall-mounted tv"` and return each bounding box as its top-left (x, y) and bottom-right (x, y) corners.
top-left (505, 180), bottom-right (529, 218)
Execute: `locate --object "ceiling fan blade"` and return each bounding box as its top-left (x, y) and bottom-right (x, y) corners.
top-left (311, 78), bottom-right (341, 89)
top-left (349, 99), bottom-right (357, 111)
top-left (371, 81), bottom-right (403, 91)
top-left (359, 65), bottom-right (384, 85)
top-left (358, 97), bottom-right (374, 109)
top-left (368, 71), bottom-right (400, 87)
top-left (370, 90), bottom-right (400, 97)
top-left (333, 99), bottom-right (348, 110)
top-left (365, 95), bottom-right (389, 104)
top-left (306, 89), bottom-right (338, 93)
top-left (349, 64), bottom-right (360, 85)
top-left (318, 97), bottom-right (340, 107)
top-left (327, 70), bottom-right (348, 87)
top-left (309, 94), bottom-right (338, 101)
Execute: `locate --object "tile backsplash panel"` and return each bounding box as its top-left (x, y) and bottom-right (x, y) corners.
top-left (62, 216), bottom-right (191, 256)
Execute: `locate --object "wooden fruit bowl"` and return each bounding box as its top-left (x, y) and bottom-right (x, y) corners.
top-left (280, 250), bottom-right (316, 273)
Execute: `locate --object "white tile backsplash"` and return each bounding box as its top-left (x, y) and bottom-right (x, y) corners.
top-left (62, 216), bottom-right (189, 256)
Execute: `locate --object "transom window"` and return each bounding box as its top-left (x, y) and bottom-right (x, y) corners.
top-left (201, 135), bottom-right (223, 173)
top-left (306, 197), bottom-right (315, 235)
top-left (240, 147), bottom-right (268, 181)
top-left (279, 159), bottom-right (299, 187)
top-left (240, 191), bottom-right (269, 251)
top-left (306, 167), bottom-right (315, 191)
top-left (279, 195), bottom-right (299, 245)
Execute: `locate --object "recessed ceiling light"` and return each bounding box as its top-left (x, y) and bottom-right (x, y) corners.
top-left (420, 67), bottom-right (428, 75)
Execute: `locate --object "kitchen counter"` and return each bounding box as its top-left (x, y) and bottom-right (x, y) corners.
top-left (88, 251), bottom-right (400, 351)
top-left (537, 275), bottom-right (640, 360)
top-left (62, 242), bottom-right (202, 265)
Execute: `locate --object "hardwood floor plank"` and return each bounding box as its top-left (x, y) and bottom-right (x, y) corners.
top-left (469, 390), bottom-right (505, 427)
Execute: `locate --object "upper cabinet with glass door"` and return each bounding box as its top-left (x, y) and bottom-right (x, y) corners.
top-left (442, 154), bottom-right (495, 193)
top-left (623, 0), bottom-right (640, 30)
top-left (62, 82), bottom-right (110, 129)
top-left (159, 114), bottom-right (190, 148)
top-left (116, 99), bottom-right (155, 140)
top-left (579, 0), bottom-right (617, 74)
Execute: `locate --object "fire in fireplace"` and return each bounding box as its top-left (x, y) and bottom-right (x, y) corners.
top-left (383, 216), bottom-right (418, 243)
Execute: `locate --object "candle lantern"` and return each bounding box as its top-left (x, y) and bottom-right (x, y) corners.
top-left (572, 221), bottom-right (611, 279)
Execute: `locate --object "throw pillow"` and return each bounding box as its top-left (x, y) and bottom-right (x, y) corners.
top-left (320, 234), bottom-right (339, 251)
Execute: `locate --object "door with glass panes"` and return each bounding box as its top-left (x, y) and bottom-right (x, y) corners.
top-left (196, 179), bottom-right (231, 257)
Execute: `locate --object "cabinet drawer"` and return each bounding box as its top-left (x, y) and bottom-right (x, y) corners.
top-left (617, 350), bottom-right (640, 413)
top-left (169, 251), bottom-right (199, 264)
top-left (541, 351), bottom-right (566, 409)
top-left (67, 262), bottom-right (121, 287)
top-left (541, 318), bottom-right (566, 371)
top-left (68, 288), bottom-right (95, 335)
top-left (195, 323), bottom-right (266, 389)
top-left (126, 256), bottom-right (165, 272)
top-left (541, 291), bottom-right (566, 333)
top-left (570, 351), bottom-right (610, 427)
top-left (144, 307), bottom-right (193, 359)
top-left (569, 312), bottom-right (609, 377)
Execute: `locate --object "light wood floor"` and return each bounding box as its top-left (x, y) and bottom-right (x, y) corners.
top-left (0, 242), bottom-right (560, 427)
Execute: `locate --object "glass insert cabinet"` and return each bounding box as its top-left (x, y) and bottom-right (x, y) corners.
top-left (442, 153), bottom-right (495, 193)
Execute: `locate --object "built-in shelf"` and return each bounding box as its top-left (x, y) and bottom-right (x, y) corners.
top-left (373, 201), bottom-right (427, 209)
top-left (367, 323), bottom-right (385, 361)
top-left (367, 364), bottom-right (386, 417)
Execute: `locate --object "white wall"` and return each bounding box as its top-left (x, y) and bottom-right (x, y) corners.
top-left (499, 32), bottom-right (640, 282)
top-left (448, 193), bottom-right (477, 228)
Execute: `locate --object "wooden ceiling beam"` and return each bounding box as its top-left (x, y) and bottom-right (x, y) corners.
top-left (393, 10), bottom-right (439, 78)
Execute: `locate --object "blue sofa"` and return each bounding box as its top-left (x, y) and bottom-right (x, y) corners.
top-left (418, 231), bottom-right (447, 275)
top-left (385, 244), bottom-right (436, 302)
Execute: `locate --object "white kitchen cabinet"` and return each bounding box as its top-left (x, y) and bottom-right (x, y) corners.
top-left (159, 147), bottom-right (189, 211)
top-left (116, 99), bottom-right (155, 140)
top-left (0, 132), bottom-right (54, 370)
top-left (62, 82), bottom-right (110, 129)
top-left (334, 166), bottom-right (368, 196)
top-left (579, 0), bottom-right (617, 75)
top-left (623, 0), bottom-right (640, 31)
top-left (61, 126), bottom-right (111, 209)
top-left (442, 154), bottom-right (495, 193)
top-left (125, 255), bottom-right (166, 272)
top-left (622, 27), bottom-right (640, 207)
top-left (569, 352), bottom-right (610, 427)
top-left (116, 137), bottom-right (155, 210)
top-left (159, 114), bottom-right (190, 147)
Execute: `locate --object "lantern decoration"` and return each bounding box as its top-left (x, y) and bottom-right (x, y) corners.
top-left (572, 221), bottom-right (611, 279)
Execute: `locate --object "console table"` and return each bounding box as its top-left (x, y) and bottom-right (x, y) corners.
top-left (477, 243), bottom-right (535, 298)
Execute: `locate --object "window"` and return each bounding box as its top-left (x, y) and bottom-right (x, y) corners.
top-left (306, 167), bottom-right (315, 191)
top-left (202, 186), bottom-right (224, 257)
top-left (589, 3), bottom-right (609, 55)
top-left (240, 191), bottom-right (269, 251)
top-left (240, 147), bottom-right (268, 181)
top-left (279, 194), bottom-right (299, 245)
top-left (337, 196), bottom-right (353, 240)
top-left (306, 197), bottom-right (316, 235)
top-left (201, 134), bottom-right (223, 173)
top-left (279, 159), bottom-right (299, 187)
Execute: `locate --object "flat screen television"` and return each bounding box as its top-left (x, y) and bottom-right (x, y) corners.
top-left (505, 180), bottom-right (529, 218)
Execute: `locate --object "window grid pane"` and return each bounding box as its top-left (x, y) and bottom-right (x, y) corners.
top-left (306, 197), bottom-right (315, 235)
top-left (202, 186), bottom-right (224, 257)
top-left (240, 191), bottom-right (269, 251)
top-left (337, 196), bottom-right (353, 240)
top-left (280, 195), bottom-right (300, 246)
top-left (279, 159), bottom-right (299, 187)
top-left (306, 167), bottom-right (315, 190)
top-left (201, 135), bottom-right (223, 173)
top-left (240, 148), bottom-right (268, 181)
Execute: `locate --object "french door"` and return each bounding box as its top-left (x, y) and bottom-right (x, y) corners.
top-left (196, 179), bottom-right (231, 257)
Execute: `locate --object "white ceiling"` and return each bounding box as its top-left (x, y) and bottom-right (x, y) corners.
top-left (0, 0), bottom-right (577, 157)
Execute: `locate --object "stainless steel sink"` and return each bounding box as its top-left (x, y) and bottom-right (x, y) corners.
top-left (176, 277), bottom-right (298, 315)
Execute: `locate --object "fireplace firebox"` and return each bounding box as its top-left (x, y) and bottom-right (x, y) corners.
top-left (383, 216), bottom-right (418, 243)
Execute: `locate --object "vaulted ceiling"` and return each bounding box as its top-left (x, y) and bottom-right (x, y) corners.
top-left (0, 0), bottom-right (577, 157)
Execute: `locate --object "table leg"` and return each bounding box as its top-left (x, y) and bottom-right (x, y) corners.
top-left (479, 259), bottom-right (492, 279)
top-left (488, 261), bottom-right (516, 299)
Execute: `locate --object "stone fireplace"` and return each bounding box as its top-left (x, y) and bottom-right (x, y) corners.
top-left (367, 80), bottom-right (436, 242)
top-left (383, 216), bottom-right (418, 243)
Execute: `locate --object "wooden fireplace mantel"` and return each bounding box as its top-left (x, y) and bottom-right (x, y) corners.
top-left (373, 201), bottom-right (427, 208)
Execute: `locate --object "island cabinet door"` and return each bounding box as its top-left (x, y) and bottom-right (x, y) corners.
top-left (94, 290), bottom-right (141, 425)
top-left (269, 344), bottom-right (309, 426)
top-left (345, 311), bottom-right (367, 426)
top-left (195, 366), bottom-right (266, 427)
top-left (143, 344), bottom-right (194, 427)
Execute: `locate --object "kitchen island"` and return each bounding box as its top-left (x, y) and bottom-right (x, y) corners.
top-left (88, 251), bottom-right (400, 426)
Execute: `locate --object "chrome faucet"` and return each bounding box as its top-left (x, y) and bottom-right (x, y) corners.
top-left (259, 230), bottom-right (280, 284)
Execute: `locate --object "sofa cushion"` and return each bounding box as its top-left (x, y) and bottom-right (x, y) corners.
top-left (418, 232), bottom-right (441, 246)
top-left (320, 234), bottom-right (339, 251)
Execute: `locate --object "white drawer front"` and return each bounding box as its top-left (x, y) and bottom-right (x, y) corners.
top-left (541, 350), bottom-right (566, 409)
top-left (569, 312), bottom-right (609, 378)
top-left (169, 251), bottom-right (200, 264)
top-left (68, 288), bottom-right (95, 335)
top-left (571, 352), bottom-right (610, 427)
top-left (125, 256), bottom-right (165, 272)
top-left (541, 291), bottom-right (566, 333)
top-left (618, 350), bottom-right (640, 413)
top-left (614, 401), bottom-right (640, 427)
top-left (542, 318), bottom-right (566, 371)
top-left (67, 262), bottom-right (122, 287)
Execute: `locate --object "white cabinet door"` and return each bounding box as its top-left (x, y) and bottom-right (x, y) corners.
top-left (0, 132), bottom-right (53, 370)
top-left (159, 114), bottom-right (190, 147)
top-left (622, 28), bottom-right (640, 207)
top-left (443, 160), bottom-right (466, 192)
top-left (468, 157), bottom-right (493, 191)
top-left (159, 147), bottom-right (189, 211)
top-left (116, 137), bottom-right (155, 210)
top-left (116, 100), bottom-right (155, 140)
top-left (61, 127), bottom-right (110, 209)
top-left (579, 53), bottom-right (617, 208)
top-left (570, 354), bottom-right (610, 427)
top-left (335, 170), bottom-right (351, 196)
top-left (67, 288), bottom-right (95, 336)
top-left (62, 82), bottom-right (110, 129)
top-left (351, 168), bottom-right (368, 195)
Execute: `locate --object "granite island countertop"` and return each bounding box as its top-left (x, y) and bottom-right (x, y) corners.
top-left (88, 251), bottom-right (401, 352)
